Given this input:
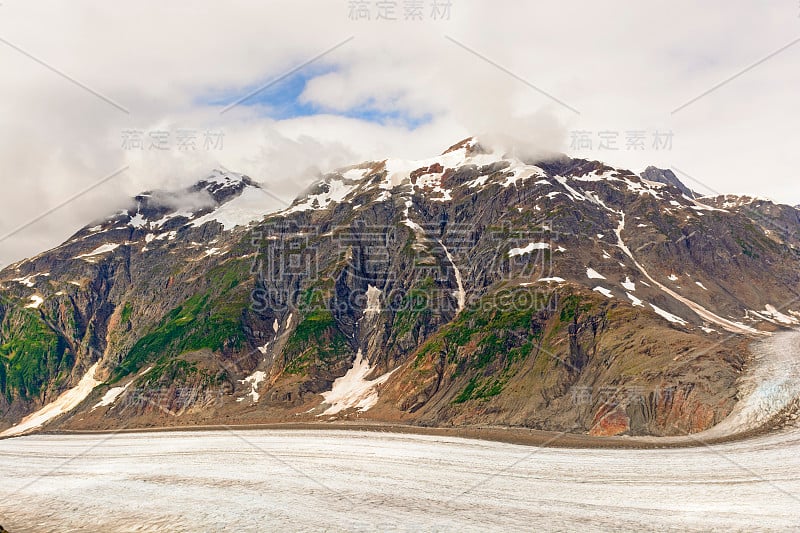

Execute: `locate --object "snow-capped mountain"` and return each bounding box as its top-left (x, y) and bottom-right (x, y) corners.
top-left (2, 138), bottom-right (800, 438)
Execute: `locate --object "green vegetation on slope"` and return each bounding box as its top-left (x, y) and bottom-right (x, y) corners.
top-left (113, 262), bottom-right (249, 381)
top-left (0, 312), bottom-right (72, 399)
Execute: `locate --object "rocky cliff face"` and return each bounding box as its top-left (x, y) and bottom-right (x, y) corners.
top-left (2, 139), bottom-right (799, 437)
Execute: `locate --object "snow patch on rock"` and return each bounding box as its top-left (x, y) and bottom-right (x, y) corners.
top-left (586, 268), bottom-right (606, 280)
top-left (75, 243), bottom-right (120, 259)
top-left (319, 350), bottom-right (397, 416)
top-left (237, 371), bottom-right (267, 403)
top-left (508, 242), bottom-right (549, 257)
top-left (1, 363), bottom-right (101, 437)
top-left (593, 286), bottom-right (613, 298)
top-left (650, 304), bottom-right (687, 325)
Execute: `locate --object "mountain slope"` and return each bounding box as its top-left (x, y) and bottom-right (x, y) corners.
top-left (2, 139), bottom-right (799, 438)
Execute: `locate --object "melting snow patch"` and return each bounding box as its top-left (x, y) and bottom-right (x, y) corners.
top-left (650, 304), bottom-right (688, 325)
top-left (668, 274), bottom-right (679, 281)
top-left (319, 350), bottom-right (397, 416)
top-left (192, 187), bottom-right (277, 230)
top-left (75, 243), bottom-right (120, 259)
top-left (439, 240), bottom-right (466, 314)
top-left (1, 363), bottom-right (100, 437)
top-left (203, 248), bottom-right (223, 257)
top-left (237, 371), bottom-right (267, 403)
top-left (621, 277), bottom-right (636, 291)
top-left (696, 281), bottom-right (709, 291)
top-left (763, 305), bottom-right (798, 325)
top-left (93, 383), bottom-right (131, 410)
top-left (12, 275), bottom-right (37, 288)
top-left (586, 268), bottom-right (606, 280)
top-left (627, 293), bottom-right (644, 307)
top-left (287, 178), bottom-right (358, 213)
top-left (129, 213), bottom-right (147, 228)
top-left (593, 286), bottom-right (613, 298)
top-left (537, 277), bottom-right (565, 283)
top-left (508, 242), bottom-right (549, 257)
top-left (24, 295), bottom-right (44, 309)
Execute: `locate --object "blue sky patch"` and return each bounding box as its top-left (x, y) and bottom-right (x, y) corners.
top-left (204, 67), bottom-right (431, 129)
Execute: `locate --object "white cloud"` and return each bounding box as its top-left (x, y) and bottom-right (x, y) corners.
top-left (0, 0), bottom-right (798, 264)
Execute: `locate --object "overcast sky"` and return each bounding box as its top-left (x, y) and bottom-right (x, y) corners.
top-left (0, 0), bottom-right (798, 265)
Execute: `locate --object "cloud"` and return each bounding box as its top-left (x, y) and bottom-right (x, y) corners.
top-left (0, 0), bottom-right (798, 264)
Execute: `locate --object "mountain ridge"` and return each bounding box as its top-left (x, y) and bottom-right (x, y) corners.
top-left (2, 137), bottom-right (799, 438)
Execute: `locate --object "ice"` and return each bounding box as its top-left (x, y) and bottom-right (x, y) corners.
top-left (763, 304), bottom-right (798, 325)
top-left (5, 334), bottom-right (800, 531)
top-left (2, 421), bottom-right (800, 531)
top-left (697, 331), bottom-right (800, 439)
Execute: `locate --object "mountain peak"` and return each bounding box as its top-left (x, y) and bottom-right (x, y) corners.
top-left (641, 167), bottom-right (697, 199)
top-left (442, 136), bottom-right (488, 156)
top-left (70, 170), bottom-right (275, 240)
